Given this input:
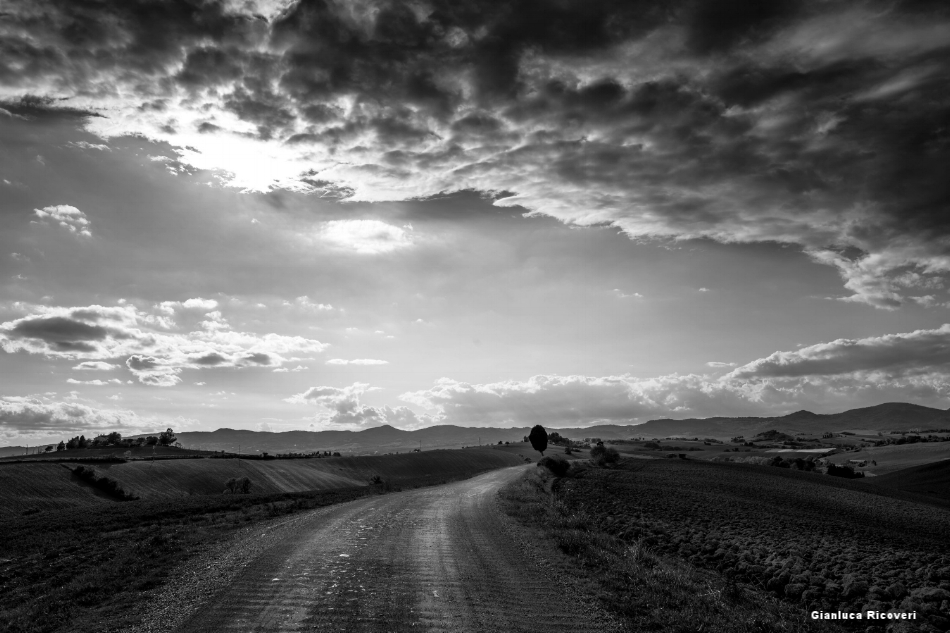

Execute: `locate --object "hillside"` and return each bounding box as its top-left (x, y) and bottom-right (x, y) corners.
top-left (0, 448), bottom-right (524, 516)
top-left (867, 458), bottom-right (950, 503)
top-left (0, 463), bottom-right (119, 516)
top-left (635, 402), bottom-right (950, 438)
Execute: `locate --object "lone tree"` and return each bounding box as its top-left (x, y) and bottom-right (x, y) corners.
top-left (528, 425), bottom-right (548, 456)
top-left (158, 428), bottom-right (177, 446)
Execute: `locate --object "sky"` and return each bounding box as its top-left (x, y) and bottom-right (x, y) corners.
top-left (2, 0), bottom-right (950, 444)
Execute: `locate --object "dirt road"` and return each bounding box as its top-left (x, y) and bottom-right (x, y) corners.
top-left (174, 465), bottom-right (615, 632)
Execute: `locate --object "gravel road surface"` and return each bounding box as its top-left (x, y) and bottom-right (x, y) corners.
top-left (153, 465), bottom-right (618, 632)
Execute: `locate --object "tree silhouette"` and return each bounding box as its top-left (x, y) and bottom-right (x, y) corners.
top-left (528, 425), bottom-right (548, 456)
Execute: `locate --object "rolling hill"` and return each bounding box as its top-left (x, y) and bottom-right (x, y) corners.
top-left (0, 448), bottom-right (525, 516)
top-left (866, 458), bottom-right (950, 502)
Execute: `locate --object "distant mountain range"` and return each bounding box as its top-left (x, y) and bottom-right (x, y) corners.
top-left (3, 402), bottom-right (948, 457)
top-left (633, 402), bottom-right (950, 438)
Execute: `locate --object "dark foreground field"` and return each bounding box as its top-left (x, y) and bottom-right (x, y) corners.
top-left (0, 448), bottom-right (523, 633)
top-left (514, 457), bottom-right (950, 632)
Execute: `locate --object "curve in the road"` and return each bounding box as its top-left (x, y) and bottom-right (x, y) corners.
top-left (176, 466), bottom-right (615, 632)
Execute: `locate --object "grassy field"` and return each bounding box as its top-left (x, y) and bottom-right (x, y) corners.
top-left (0, 448), bottom-right (524, 633)
top-left (504, 456), bottom-right (950, 632)
top-left (0, 448), bottom-right (525, 518)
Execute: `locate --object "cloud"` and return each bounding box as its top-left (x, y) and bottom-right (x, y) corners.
top-left (72, 361), bottom-right (118, 371)
top-left (3, 1), bottom-right (950, 306)
top-left (284, 296), bottom-right (333, 311)
top-left (66, 378), bottom-right (123, 386)
top-left (729, 324), bottom-right (950, 380)
top-left (321, 220), bottom-right (412, 254)
top-left (33, 205), bottom-right (92, 237)
top-left (614, 289), bottom-right (643, 299)
top-left (286, 382), bottom-right (426, 429)
top-left (68, 141), bottom-right (110, 151)
top-left (1, 303), bottom-right (329, 385)
top-left (182, 298), bottom-right (219, 310)
top-left (0, 396), bottom-right (149, 435)
top-left (325, 358), bottom-right (389, 365)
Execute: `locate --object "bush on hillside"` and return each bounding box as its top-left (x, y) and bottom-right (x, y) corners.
top-left (538, 456), bottom-right (570, 477)
top-left (590, 444), bottom-right (620, 466)
top-left (72, 466), bottom-right (138, 501)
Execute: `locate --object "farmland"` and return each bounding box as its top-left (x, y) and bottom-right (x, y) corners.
top-left (0, 447), bottom-right (525, 518)
top-left (541, 457), bottom-right (950, 631)
top-left (823, 442), bottom-right (950, 475)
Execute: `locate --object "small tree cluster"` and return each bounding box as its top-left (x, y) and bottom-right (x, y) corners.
top-left (224, 476), bottom-right (253, 493)
top-left (72, 466), bottom-right (138, 500)
top-left (590, 442), bottom-right (620, 466)
top-left (826, 463), bottom-right (864, 479)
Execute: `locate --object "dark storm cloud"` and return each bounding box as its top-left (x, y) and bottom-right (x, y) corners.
top-left (0, 95), bottom-right (102, 121)
top-left (192, 352), bottom-right (228, 366)
top-left (5, 0), bottom-right (950, 307)
top-left (126, 355), bottom-right (160, 371)
top-left (11, 316), bottom-right (108, 342)
top-left (0, 0), bottom-right (266, 89)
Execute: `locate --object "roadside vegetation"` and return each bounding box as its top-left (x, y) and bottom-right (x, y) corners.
top-left (500, 454), bottom-right (950, 632)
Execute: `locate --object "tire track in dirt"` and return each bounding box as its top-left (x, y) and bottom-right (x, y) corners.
top-left (175, 466), bottom-right (616, 633)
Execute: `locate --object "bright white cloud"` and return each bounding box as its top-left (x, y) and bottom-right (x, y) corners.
top-left (33, 205), bottom-right (91, 237)
top-left (321, 220), bottom-right (412, 254)
top-left (66, 378), bottom-right (123, 386)
top-left (183, 298), bottom-right (219, 310)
